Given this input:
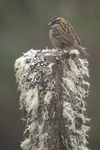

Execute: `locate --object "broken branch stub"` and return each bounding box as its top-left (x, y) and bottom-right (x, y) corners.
top-left (14, 49), bottom-right (90, 150)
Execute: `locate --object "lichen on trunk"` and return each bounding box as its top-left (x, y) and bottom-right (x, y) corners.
top-left (14, 49), bottom-right (90, 150)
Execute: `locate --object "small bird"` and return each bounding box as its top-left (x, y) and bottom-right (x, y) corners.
top-left (48, 17), bottom-right (89, 56)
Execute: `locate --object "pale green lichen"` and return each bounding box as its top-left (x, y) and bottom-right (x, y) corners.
top-left (62, 52), bottom-right (90, 150)
top-left (15, 49), bottom-right (90, 150)
top-left (15, 49), bottom-right (55, 150)
top-left (44, 91), bottom-right (52, 105)
top-left (20, 138), bottom-right (31, 150)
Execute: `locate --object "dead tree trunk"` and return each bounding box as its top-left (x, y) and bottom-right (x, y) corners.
top-left (14, 49), bottom-right (90, 150)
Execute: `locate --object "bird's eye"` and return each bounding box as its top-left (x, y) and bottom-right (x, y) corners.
top-left (53, 20), bottom-right (57, 23)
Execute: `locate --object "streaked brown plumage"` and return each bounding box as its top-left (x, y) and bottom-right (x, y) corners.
top-left (48, 17), bottom-right (89, 56)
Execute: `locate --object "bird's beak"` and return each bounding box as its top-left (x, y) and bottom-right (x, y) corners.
top-left (48, 22), bottom-right (52, 26)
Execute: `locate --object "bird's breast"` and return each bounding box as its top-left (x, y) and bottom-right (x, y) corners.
top-left (49, 29), bottom-right (64, 49)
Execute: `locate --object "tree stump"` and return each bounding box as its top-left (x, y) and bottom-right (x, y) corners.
top-left (14, 49), bottom-right (90, 150)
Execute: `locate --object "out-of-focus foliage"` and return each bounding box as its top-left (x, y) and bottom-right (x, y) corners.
top-left (0, 0), bottom-right (100, 150)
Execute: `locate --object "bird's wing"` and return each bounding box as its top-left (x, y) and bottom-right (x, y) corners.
top-left (53, 21), bottom-right (81, 46)
top-left (71, 26), bottom-right (81, 45)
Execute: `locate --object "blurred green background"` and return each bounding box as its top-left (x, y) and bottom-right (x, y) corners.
top-left (0, 0), bottom-right (100, 149)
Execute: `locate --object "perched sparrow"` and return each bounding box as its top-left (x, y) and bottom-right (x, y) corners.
top-left (48, 17), bottom-right (89, 56)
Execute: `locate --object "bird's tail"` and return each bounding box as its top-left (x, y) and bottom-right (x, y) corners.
top-left (73, 44), bottom-right (89, 56)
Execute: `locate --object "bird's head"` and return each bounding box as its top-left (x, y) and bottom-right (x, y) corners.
top-left (48, 17), bottom-right (64, 28)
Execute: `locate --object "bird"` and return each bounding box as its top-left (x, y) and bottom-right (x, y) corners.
top-left (48, 17), bottom-right (89, 56)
